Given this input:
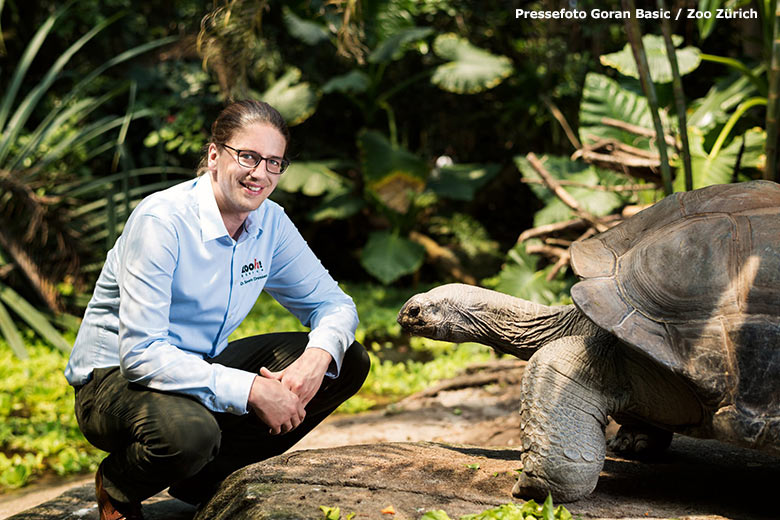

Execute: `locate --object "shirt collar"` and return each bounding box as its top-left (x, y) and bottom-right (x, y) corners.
top-left (196, 174), bottom-right (265, 242)
top-left (197, 174), bottom-right (230, 242)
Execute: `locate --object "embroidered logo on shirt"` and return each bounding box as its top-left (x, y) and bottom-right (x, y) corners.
top-left (240, 258), bottom-right (267, 286)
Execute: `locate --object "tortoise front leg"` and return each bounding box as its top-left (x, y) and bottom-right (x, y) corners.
top-left (513, 333), bottom-right (625, 502)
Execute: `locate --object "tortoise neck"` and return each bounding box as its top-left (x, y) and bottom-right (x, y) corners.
top-left (462, 290), bottom-right (601, 360)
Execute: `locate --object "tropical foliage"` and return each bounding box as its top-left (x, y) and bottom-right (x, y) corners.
top-left (1, 0), bottom-right (778, 494)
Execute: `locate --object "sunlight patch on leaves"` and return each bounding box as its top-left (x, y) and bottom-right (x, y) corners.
top-left (600, 34), bottom-right (701, 83)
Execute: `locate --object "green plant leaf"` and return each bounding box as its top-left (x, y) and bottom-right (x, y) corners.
top-left (431, 33), bottom-right (513, 94)
top-left (600, 34), bottom-right (702, 83)
top-left (319, 505), bottom-right (340, 520)
top-left (0, 300), bottom-right (27, 359)
top-left (579, 73), bottom-right (665, 148)
top-left (322, 70), bottom-right (371, 95)
top-left (673, 127), bottom-right (765, 190)
top-left (687, 73), bottom-right (757, 133)
top-left (309, 191), bottom-right (364, 221)
top-left (0, 11), bottom-right (123, 164)
top-left (358, 130), bottom-right (427, 213)
top-left (514, 155), bottom-right (625, 226)
top-left (369, 26), bottom-right (433, 63)
top-left (541, 494), bottom-right (555, 520)
top-left (493, 243), bottom-right (571, 305)
top-left (283, 7), bottom-right (330, 45)
top-left (427, 163), bottom-right (500, 201)
top-left (697, 0), bottom-right (722, 40)
top-left (420, 511), bottom-right (452, 520)
top-left (0, 1), bottom-right (69, 133)
top-left (359, 130), bottom-right (428, 184)
top-left (276, 161), bottom-right (347, 196)
top-left (360, 231), bottom-right (425, 285)
top-left (0, 282), bottom-right (71, 353)
top-left (258, 68), bottom-right (319, 126)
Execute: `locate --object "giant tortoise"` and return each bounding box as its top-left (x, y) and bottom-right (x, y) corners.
top-left (397, 180), bottom-right (779, 502)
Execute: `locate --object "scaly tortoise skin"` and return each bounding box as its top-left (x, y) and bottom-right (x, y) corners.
top-left (397, 180), bottom-right (780, 502)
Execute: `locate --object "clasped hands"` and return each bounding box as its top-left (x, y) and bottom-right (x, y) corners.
top-left (247, 348), bottom-right (332, 435)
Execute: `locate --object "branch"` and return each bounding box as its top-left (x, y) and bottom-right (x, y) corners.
top-left (520, 177), bottom-right (659, 193)
top-left (525, 153), bottom-right (608, 232)
top-left (578, 135), bottom-right (662, 160)
top-left (516, 218), bottom-right (588, 244)
top-left (544, 238), bottom-right (574, 247)
top-left (541, 95), bottom-right (581, 150)
top-left (545, 228), bottom-right (597, 281)
top-left (600, 117), bottom-right (677, 148)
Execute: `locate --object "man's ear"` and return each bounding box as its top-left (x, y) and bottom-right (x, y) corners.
top-left (206, 143), bottom-right (219, 173)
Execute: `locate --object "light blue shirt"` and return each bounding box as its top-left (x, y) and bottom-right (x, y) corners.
top-left (64, 175), bottom-right (358, 415)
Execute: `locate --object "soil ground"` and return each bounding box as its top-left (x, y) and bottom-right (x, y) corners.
top-left (3, 360), bottom-right (778, 519)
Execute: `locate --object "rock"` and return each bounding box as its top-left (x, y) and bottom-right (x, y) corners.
top-left (195, 442), bottom-right (521, 520)
top-left (6, 437), bottom-right (780, 520)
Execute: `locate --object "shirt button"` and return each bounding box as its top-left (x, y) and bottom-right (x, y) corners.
top-left (227, 406), bottom-right (235, 413)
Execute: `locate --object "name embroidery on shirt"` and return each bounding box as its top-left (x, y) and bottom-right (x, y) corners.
top-left (239, 258), bottom-right (268, 286)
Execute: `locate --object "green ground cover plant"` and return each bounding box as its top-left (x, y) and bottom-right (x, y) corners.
top-left (0, 283), bottom-right (497, 491)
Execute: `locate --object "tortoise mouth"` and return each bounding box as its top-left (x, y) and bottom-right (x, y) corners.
top-left (397, 299), bottom-right (436, 336)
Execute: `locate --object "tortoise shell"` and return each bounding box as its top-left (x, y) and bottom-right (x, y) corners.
top-left (570, 181), bottom-right (780, 447)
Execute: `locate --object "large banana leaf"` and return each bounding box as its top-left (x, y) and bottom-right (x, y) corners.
top-left (257, 68), bottom-right (319, 126)
top-left (600, 34), bottom-right (702, 84)
top-left (431, 33), bottom-right (514, 94)
top-left (369, 26), bottom-right (433, 63)
top-left (579, 73), bottom-right (663, 148)
top-left (515, 155), bottom-right (626, 226)
top-left (360, 231), bottom-right (425, 285)
top-left (492, 242), bottom-right (572, 305)
top-left (673, 127), bottom-right (766, 190)
top-left (427, 163), bottom-right (500, 201)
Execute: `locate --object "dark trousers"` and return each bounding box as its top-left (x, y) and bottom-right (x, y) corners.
top-left (74, 333), bottom-right (370, 504)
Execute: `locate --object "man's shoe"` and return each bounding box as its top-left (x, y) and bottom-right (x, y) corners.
top-left (95, 462), bottom-right (144, 520)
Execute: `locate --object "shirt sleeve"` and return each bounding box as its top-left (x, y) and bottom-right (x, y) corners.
top-left (117, 213), bottom-right (256, 414)
top-left (263, 211), bottom-right (359, 377)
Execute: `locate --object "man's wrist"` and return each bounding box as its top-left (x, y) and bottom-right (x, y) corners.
top-left (303, 347), bottom-right (334, 373)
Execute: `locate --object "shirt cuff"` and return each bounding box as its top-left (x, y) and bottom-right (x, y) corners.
top-left (305, 337), bottom-right (344, 378)
top-left (212, 365), bottom-right (256, 415)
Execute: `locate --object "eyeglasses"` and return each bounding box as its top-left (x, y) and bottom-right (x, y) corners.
top-left (220, 143), bottom-right (290, 174)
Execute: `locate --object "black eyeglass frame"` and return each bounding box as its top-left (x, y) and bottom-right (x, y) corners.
top-left (219, 143), bottom-right (290, 174)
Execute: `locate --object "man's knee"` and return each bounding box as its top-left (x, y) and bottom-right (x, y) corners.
top-left (340, 341), bottom-right (370, 393)
top-left (140, 405), bottom-right (221, 479)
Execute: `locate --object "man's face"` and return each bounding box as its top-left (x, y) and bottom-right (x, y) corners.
top-left (208, 122), bottom-right (287, 222)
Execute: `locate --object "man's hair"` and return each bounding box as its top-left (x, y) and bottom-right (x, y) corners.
top-left (197, 99), bottom-right (290, 176)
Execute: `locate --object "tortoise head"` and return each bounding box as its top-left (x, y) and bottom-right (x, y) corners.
top-left (397, 284), bottom-right (482, 343)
